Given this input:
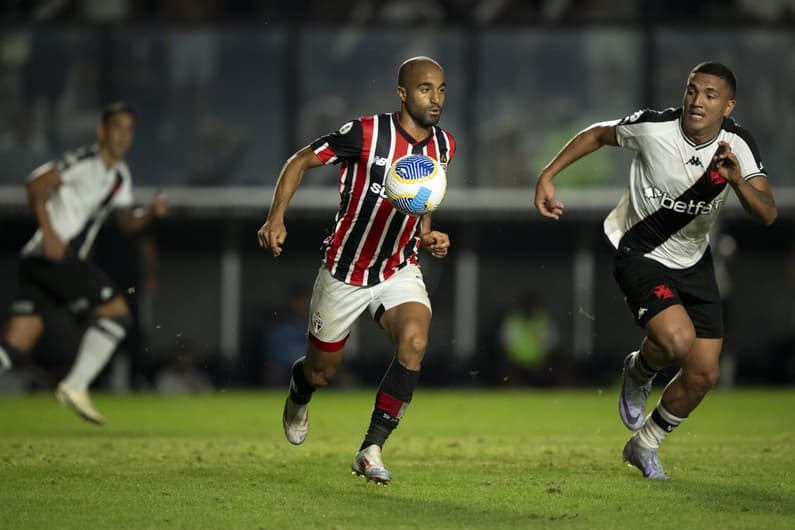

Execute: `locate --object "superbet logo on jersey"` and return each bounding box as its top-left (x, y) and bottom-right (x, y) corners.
top-left (644, 186), bottom-right (723, 216)
top-left (659, 192), bottom-right (723, 215)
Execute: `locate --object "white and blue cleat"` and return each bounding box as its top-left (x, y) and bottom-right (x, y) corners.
top-left (351, 444), bottom-right (392, 485)
top-left (623, 435), bottom-right (669, 480)
top-left (619, 351), bottom-right (653, 431)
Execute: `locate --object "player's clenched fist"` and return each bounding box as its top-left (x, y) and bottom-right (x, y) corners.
top-left (258, 219), bottom-right (287, 257)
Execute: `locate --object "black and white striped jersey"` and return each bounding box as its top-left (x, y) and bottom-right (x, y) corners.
top-left (310, 113), bottom-right (456, 286)
top-left (603, 108), bottom-right (766, 269)
top-left (22, 145), bottom-right (134, 260)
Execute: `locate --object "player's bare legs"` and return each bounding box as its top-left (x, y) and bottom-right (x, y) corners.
top-left (380, 301), bottom-right (430, 371)
top-left (303, 343), bottom-right (345, 387)
top-left (57, 295), bottom-right (131, 425)
top-left (282, 342), bottom-right (344, 445)
top-left (0, 314), bottom-right (45, 371)
top-left (623, 306), bottom-right (720, 479)
top-left (620, 305), bottom-right (695, 430)
top-left (659, 337), bottom-right (722, 417)
top-left (642, 305), bottom-right (697, 370)
top-left (352, 302), bottom-right (430, 484)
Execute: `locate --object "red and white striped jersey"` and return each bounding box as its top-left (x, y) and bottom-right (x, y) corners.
top-left (310, 112), bottom-right (456, 286)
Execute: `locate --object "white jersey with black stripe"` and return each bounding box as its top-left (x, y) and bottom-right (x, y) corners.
top-left (603, 108), bottom-right (767, 269)
top-left (22, 145), bottom-right (134, 260)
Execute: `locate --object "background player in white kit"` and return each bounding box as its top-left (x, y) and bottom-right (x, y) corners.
top-left (0, 102), bottom-right (168, 424)
top-left (534, 62), bottom-right (777, 478)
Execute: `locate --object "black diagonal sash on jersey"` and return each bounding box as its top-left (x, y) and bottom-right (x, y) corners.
top-left (619, 166), bottom-right (727, 255)
top-left (334, 115), bottom-right (392, 282)
top-left (68, 170), bottom-right (124, 257)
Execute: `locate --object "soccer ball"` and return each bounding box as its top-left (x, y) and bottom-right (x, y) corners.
top-left (385, 154), bottom-right (447, 216)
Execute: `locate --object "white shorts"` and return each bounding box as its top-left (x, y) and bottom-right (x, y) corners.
top-left (307, 264), bottom-right (431, 351)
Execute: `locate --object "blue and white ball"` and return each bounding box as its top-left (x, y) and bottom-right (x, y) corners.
top-left (385, 154), bottom-right (447, 216)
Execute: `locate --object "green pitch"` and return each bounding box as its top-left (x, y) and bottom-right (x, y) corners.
top-left (1, 389), bottom-right (793, 529)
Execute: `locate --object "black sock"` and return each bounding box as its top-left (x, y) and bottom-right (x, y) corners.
top-left (360, 358), bottom-right (420, 451)
top-left (288, 357), bottom-right (315, 405)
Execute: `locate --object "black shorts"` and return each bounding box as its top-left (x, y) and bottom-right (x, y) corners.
top-left (9, 257), bottom-right (120, 317)
top-left (612, 248), bottom-right (723, 339)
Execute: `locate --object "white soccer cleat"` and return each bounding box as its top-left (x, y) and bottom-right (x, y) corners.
top-left (282, 395), bottom-right (309, 445)
top-left (56, 383), bottom-right (105, 425)
top-left (351, 444), bottom-right (392, 485)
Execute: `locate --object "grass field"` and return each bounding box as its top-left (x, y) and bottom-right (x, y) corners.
top-left (1, 388), bottom-right (793, 529)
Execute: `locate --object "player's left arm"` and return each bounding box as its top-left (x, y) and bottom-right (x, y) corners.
top-left (116, 191), bottom-right (169, 235)
top-left (419, 214), bottom-right (449, 259)
top-left (713, 141), bottom-right (777, 226)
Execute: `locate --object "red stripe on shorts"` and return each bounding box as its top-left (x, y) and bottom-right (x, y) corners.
top-left (308, 332), bottom-right (349, 352)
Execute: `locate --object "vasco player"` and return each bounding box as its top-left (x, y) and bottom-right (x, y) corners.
top-left (258, 57), bottom-right (455, 484)
top-left (534, 62), bottom-right (776, 479)
top-left (0, 102), bottom-right (168, 425)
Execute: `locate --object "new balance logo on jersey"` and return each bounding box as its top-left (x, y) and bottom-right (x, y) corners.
top-left (686, 156), bottom-right (702, 167)
top-left (374, 156), bottom-right (389, 167)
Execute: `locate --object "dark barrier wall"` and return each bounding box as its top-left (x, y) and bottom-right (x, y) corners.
top-left (1, 213), bottom-right (792, 388)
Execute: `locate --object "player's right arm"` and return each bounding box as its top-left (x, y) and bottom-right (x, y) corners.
top-left (258, 147), bottom-right (324, 257)
top-left (534, 122), bottom-right (618, 220)
top-left (26, 164), bottom-right (66, 261)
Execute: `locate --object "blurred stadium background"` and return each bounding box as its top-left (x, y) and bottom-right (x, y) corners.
top-left (0, 0), bottom-right (793, 393)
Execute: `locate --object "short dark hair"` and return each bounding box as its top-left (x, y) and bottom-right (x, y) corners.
top-left (690, 62), bottom-right (736, 98)
top-left (398, 56), bottom-right (442, 88)
top-left (101, 101), bottom-right (136, 124)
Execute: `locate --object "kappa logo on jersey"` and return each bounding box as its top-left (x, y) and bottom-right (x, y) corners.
top-left (686, 156), bottom-right (702, 167)
top-left (652, 284), bottom-right (674, 300)
top-left (643, 186), bottom-right (723, 215)
top-left (709, 169), bottom-right (726, 185)
top-left (311, 311), bottom-right (324, 333)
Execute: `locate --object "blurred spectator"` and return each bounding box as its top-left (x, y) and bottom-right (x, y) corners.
top-left (19, 30), bottom-right (69, 155)
top-left (497, 290), bottom-right (561, 386)
top-left (260, 284), bottom-right (310, 387)
top-left (76, 0), bottom-right (131, 22)
top-left (154, 338), bottom-right (213, 394)
top-left (737, 0), bottom-right (795, 22)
